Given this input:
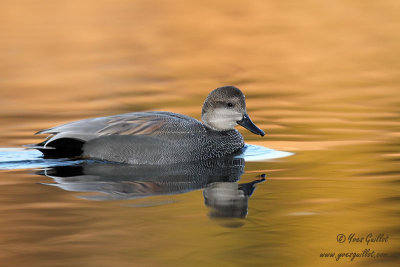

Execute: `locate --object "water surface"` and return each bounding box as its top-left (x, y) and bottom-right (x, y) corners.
top-left (1, 1), bottom-right (400, 266)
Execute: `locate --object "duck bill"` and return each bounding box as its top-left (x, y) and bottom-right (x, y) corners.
top-left (237, 114), bottom-right (265, 136)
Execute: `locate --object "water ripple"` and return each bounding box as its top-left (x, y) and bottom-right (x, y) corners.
top-left (0, 145), bottom-right (293, 170)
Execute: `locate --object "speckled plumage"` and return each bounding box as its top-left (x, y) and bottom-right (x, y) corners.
top-left (81, 112), bottom-right (244, 164)
top-left (32, 86), bottom-right (264, 164)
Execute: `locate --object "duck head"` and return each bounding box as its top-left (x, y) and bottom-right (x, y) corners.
top-left (201, 86), bottom-right (265, 136)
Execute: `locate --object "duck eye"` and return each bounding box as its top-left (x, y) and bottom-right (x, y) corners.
top-left (227, 102), bottom-right (234, 108)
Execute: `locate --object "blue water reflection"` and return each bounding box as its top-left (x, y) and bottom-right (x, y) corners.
top-left (0, 145), bottom-right (293, 170)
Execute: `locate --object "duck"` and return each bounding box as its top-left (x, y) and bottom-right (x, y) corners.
top-left (31, 86), bottom-right (265, 164)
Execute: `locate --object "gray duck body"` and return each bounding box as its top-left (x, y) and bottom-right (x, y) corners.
top-left (33, 86), bottom-right (264, 164)
top-left (82, 111), bottom-right (244, 164)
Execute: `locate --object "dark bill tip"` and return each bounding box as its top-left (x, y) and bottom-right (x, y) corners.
top-left (237, 114), bottom-right (265, 136)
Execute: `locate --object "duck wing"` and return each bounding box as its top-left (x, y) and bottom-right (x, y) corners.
top-left (35, 111), bottom-right (204, 148)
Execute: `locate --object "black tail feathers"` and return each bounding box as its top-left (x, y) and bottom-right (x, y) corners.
top-left (27, 138), bottom-right (85, 159)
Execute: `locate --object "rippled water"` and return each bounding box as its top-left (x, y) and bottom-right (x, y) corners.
top-left (1, 1), bottom-right (400, 266)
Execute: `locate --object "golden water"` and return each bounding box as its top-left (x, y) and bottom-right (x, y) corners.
top-left (0, 1), bottom-right (399, 266)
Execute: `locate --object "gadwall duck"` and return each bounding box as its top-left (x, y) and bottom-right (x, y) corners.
top-left (32, 86), bottom-right (265, 164)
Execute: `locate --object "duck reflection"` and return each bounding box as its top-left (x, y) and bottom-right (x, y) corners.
top-left (204, 176), bottom-right (265, 219)
top-left (37, 157), bottom-right (265, 218)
